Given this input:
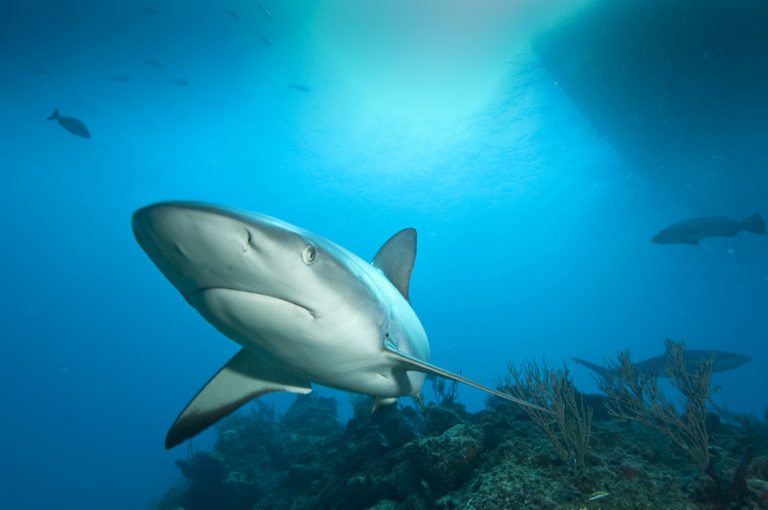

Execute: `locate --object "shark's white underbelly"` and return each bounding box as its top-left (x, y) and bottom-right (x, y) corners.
top-left (191, 287), bottom-right (423, 397)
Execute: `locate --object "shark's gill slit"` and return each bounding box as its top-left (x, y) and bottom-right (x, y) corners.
top-left (243, 229), bottom-right (253, 253)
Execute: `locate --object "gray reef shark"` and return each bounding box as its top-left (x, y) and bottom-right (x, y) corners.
top-left (133, 202), bottom-right (544, 448)
top-left (572, 343), bottom-right (751, 378)
top-left (651, 213), bottom-right (766, 245)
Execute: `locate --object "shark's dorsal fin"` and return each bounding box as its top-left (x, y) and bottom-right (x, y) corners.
top-left (373, 228), bottom-right (417, 301)
top-left (165, 348), bottom-right (312, 449)
top-left (571, 357), bottom-right (609, 378)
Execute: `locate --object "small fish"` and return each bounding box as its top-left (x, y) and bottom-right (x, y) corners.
top-left (142, 6), bottom-right (160, 14)
top-left (256, 32), bottom-right (273, 46)
top-left (713, 385), bottom-right (722, 394)
top-left (588, 491), bottom-right (609, 501)
top-left (145, 59), bottom-right (165, 69)
top-left (258, 3), bottom-right (272, 21)
top-left (30, 66), bottom-right (50, 75)
top-left (221, 7), bottom-right (239, 19)
top-left (652, 214), bottom-right (766, 245)
top-left (288, 84), bottom-right (310, 92)
top-left (170, 78), bottom-right (189, 86)
top-left (103, 74), bottom-right (130, 82)
top-left (46, 109), bottom-right (90, 139)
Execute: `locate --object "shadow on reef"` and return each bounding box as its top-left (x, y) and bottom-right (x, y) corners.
top-left (158, 385), bottom-right (768, 510)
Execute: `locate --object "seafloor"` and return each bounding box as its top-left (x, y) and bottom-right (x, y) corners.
top-left (158, 390), bottom-right (768, 510)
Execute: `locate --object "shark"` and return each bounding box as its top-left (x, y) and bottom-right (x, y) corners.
top-left (133, 202), bottom-right (544, 448)
top-left (572, 342), bottom-right (751, 378)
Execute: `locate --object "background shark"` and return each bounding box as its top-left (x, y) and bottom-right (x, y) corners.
top-left (572, 341), bottom-right (752, 378)
top-left (133, 201), bottom-right (543, 448)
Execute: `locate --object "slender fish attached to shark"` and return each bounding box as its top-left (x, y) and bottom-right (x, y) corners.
top-left (133, 202), bottom-right (546, 448)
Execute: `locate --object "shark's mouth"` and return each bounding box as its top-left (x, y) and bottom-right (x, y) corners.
top-left (189, 287), bottom-right (318, 320)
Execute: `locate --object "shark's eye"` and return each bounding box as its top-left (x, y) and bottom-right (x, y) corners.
top-left (302, 245), bottom-right (316, 264)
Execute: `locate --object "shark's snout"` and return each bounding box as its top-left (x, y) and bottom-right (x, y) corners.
top-left (133, 202), bottom-right (259, 298)
top-left (133, 204), bottom-right (197, 273)
top-left (131, 205), bottom-right (154, 248)
top-left (132, 204), bottom-right (174, 267)
top-left (134, 202), bottom-right (248, 253)
top-left (132, 203), bottom-right (197, 254)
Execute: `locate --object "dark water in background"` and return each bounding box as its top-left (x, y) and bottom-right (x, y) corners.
top-left (1, 1), bottom-right (766, 508)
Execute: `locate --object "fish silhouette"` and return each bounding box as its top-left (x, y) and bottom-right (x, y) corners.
top-left (46, 109), bottom-right (90, 139)
top-left (256, 32), bottom-right (273, 46)
top-left (258, 4), bottom-right (272, 21)
top-left (652, 214), bottom-right (766, 245)
top-left (221, 8), bottom-right (239, 19)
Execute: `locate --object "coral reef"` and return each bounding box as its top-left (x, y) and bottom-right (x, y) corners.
top-left (503, 359), bottom-right (593, 477)
top-left (598, 339), bottom-right (757, 508)
top-left (599, 339), bottom-right (712, 471)
top-left (157, 388), bottom-right (768, 509)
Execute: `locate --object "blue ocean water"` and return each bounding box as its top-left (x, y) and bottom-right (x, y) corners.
top-left (1, 1), bottom-right (767, 509)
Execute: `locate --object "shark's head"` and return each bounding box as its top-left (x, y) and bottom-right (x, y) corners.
top-left (133, 201), bottom-right (425, 394)
top-left (710, 351), bottom-right (752, 372)
top-left (133, 202), bottom-right (364, 311)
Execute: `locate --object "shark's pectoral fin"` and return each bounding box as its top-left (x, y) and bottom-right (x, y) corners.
top-left (373, 228), bottom-right (417, 301)
top-left (165, 348), bottom-right (312, 449)
top-left (383, 345), bottom-right (552, 415)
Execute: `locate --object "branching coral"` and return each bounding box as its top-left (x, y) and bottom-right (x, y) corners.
top-left (598, 338), bottom-right (712, 471)
top-left (502, 359), bottom-right (593, 476)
